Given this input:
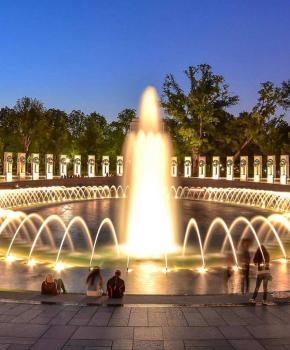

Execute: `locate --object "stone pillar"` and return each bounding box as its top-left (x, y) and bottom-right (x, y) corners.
top-left (87, 155), bottom-right (95, 177)
top-left (171, 157), bottom-right (177, 177)
top-left (17, 153), bottom-right (26, 179)
top-left (280, 155), bottom-right (289, 185)
top-left (226, 156), bottom-right (234, 180)
top-left (184, 157), bottom-right (192, 177)
top-left (240, 156), bottom-right (248, 181)
top-left (212, 156), bottom-right (220, 179)
top-left (102, 156), bottom-right (110, 176)
top-left (116, 156), bottom-right (124, 176)
top-left (253, 156), bottom-right (262, 182)
top-left (198, 156), bottom-right (206, 178)
top-left (267, 155), bottom-right (276, 184)
top-left (59, 155), bottom-right (68, 177)
top-left (4, 152), bottom-right (13, 182)
top-left (45, 154), bottom-right (54, 180)
top-left (31, 153), bottom-right (40, 180)
top-left (73, 155), bottom-right (81, 176)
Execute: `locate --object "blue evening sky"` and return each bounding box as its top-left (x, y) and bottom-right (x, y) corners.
top-left (0, 0), bottom-right (289, 120)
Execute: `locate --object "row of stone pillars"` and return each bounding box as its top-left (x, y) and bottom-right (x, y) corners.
top-left (174, 155), bottom-right (289, 184)
top-left (3, 153), bottom-right (124, 181)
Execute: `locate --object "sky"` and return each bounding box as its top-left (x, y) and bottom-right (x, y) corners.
top-left (0, 0), bottom-right (289, 121)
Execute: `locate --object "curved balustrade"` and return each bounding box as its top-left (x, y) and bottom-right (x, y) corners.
top-left (173, 186), bottom-right (290, 213)
top-left (0, 185), bottom-right (126, 210)
top-left (1, 185), bottom-right (290, 213)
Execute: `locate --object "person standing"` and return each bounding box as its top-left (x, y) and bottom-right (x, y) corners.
top-left (249, 245), bottom-right (272, 305)
top-left (239, 238), bottom-right (252, 294)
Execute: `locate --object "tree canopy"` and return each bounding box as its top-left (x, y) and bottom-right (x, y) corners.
top-left (0, 64), bottom-right (289, 175)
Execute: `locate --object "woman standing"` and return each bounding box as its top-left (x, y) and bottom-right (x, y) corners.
top-left (86, 266), bottom-right (104, 297)
top-left (249, 245), bottom-right (272, 305)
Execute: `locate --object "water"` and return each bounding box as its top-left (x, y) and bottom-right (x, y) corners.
top-left (1, 199), bottom-right (289, 294)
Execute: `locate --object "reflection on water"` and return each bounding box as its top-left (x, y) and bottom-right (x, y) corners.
top-left (0, 199), bottom-right (289, 294)
top-left (0, 260), bottom-right (289, 295)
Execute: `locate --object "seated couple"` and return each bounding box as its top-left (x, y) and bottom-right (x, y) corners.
top-left (87, 267), bottom-right (125, 298)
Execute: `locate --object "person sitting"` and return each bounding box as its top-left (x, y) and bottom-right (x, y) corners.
top-left (86, 266), bottom-right (104, 297)
top-left (41, 274), bottom-right (66, 295)
top-left (107, 270), bottom-right (125, 298)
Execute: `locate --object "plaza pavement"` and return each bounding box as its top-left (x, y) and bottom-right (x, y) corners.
top-left (0, 292), bottom-right (289, 349)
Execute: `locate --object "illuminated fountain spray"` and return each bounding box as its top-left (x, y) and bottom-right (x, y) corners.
top-left (122, 87), bottom-right (176, 259)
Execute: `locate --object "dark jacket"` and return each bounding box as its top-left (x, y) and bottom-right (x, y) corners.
top-left (41, 281), bottom-right (58, 295)
top-left (107, 276), bottom-right (125, 298)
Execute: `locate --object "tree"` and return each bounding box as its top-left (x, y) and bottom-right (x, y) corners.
top-left (233, 80), bottom-right (290, 159)
top-left (13, 97), bottom-right (45, 152)
top-left (68, 110), bottom-right (86, 153)
top-left (41, 109), bottom-right (71, 154)
top-left (108, 109), bottom-right (136, 157)
top-left (162, 64), bottom-right (239, 173)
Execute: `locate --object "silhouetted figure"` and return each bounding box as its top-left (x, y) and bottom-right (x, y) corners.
top-left (249, 245), bottom-right (272, 305)
top-left (239, 238), bottom-right (252, 294)
top-left (107, 270), bottom-right (125, 298)
top-left (86, 266), bottom-right (104, 297)
top-left (224, 253), bottom-right (234, 293)
top-left (41, 273), bottom-right (66, 295)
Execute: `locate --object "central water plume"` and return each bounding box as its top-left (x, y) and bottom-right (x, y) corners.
top-left (121, 87), bottom-right (177, 258)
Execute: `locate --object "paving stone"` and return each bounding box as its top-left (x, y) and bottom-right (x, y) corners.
top-left (72, 326), bottom-right (134, 340)
top-left (148, 313), bottom-right (168, 326)
top-left (7, 345), bottom-right (30, 350)
top-left (183, 312), bottom-right (207, 326)
top-left (163, 327), bottom-right (224, 340)
top-left (229, 339), bottom-right (265, 350)
top-left (247, 325), bottom-right (290, 339)
top-left (134, 327), bottom-right (163, 341)
top-left (88, 312), bottom-right (112, 326)
top-left (49, 311), bottom-right (75, 325)
top-left (164, 340), bottom-right (185, 349)
top-left (184, 339), bottom-right (232, 348)
top-left (0, 324), bottom-right (48, 338)
top-left (69, 307), bottom-right (98, 326)
top-left (0, 346), bottom-right (8, 350)
top-left (0, 338), bottom-right (35, 345)
top-left (214, 308), bottom-right (248, 326)
top-left (112, 339), bottom-right (133, 349)
top-left (67, 339), bottom-right (113, 347)
top-left (219, 326), bottom-right (253, 339)
top-left (198, 309), bottom-right (227, 326)
top-left (133, 340), bottom-right (164, 349)
top-left (42, 325), bottom-right (77, 340)
top-left (11, 309), bottom-right (42, 323)
top-left (30, 338), bottom-right (67, 350)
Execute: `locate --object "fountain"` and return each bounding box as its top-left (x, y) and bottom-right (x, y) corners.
top-left (0, 87), bottom-right (290, 294)
top-left (121, 87), bottom-right (176, 258)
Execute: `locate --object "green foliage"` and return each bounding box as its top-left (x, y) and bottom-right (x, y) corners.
top-left (0, 70), bottom-right (289, 166)
top-left (162, 66), bottom-right (290, 159)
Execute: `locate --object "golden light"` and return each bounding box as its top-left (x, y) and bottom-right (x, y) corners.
top-left (197, 266), bottom-right (207, 274)
top-left (54, 262), bottom-right (65, 272)
top-left (276, 258), bottom-right (288, 264)
top-left (123, 87), bottom-right (177, 258)
top-left (232, 265), bottom-right (239, 272)
top-left (27, 259), bottom-right (36, 267)
top-left (5, 255), bottom-right (15, 263)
